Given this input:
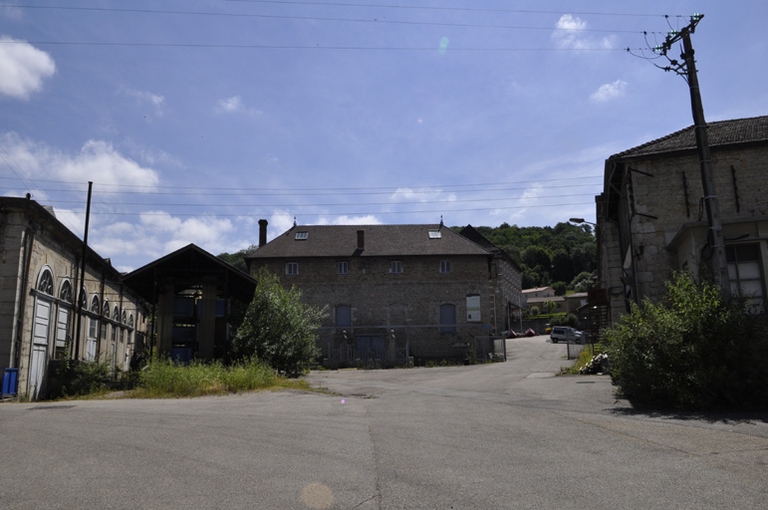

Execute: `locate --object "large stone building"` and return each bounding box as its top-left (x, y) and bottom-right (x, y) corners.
top-left (245, 221), bottom-right (522, 366)
top-left (597, 115), bottom-right (768, 324)
top-left (0, 196), bottom-right (148, 400)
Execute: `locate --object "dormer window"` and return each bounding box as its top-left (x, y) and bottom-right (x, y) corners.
top-left (295, 231), bottom-right (308, 240)
top-left (428, 230), bottom-right (441, 239)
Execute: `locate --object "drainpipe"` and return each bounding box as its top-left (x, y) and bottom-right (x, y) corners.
top-left (10, 224), bottom-right (35, 370)
top-left (74, 181), bottom-right (92, 361)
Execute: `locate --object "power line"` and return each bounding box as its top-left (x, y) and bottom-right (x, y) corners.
top-left (0, 175), bottom-right (601, 195)
top-left (219, 0), bottom-right (671, 18)
top-left (6, 3), bottom-right (666, 34)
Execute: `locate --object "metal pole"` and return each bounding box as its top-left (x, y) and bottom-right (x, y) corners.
top-left (74, 181), bottom-right (93, 360)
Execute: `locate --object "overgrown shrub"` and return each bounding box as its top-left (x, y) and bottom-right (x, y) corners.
top-left (603, 272), bottom-right (768, 411)
top-left (230, 268), bottom-right (326, 377)
top-left (53, 358), bottom-right (112, 398)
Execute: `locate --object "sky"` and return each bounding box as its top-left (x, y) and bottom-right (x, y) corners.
top-left (1, 0), bottom-right (767, 272)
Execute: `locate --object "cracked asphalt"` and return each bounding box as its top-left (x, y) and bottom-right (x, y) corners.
top-left (1, 335), bottom-right (766, 509)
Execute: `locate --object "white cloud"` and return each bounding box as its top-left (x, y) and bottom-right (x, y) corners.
top-left (390, 187), bottom-right (458, 203)
top-left (0, 36), bottom-right (56, 99)
top-left (89, 212), bottom-right (240, 271)
top-left (320, 215), bottom-right (381, 226)
top-left (0, 133), bottom-right (160, 187)
top-left (551, 15), bottom-right (616, 50)
top-left (119, 87), bottom-right (165, 117)
top-left (0, 5), bottom-right (24, 20)
top-left (591, 80), bottom-right (628, 103)
top-left (215, 95), bottom-right (262, 116)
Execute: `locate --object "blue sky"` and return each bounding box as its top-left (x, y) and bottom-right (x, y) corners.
top-left (1, 0), bottom-right (767, 271)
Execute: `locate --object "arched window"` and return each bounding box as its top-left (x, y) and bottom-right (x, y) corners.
top-left (103, 301), bottom-right (110, 319)
top-left (79, 287), bottom-right (88, 309)
top-left (128, 314), bottom-right (134, 329)
top-left (37, 268), bottom-right (54, 295)
top-left (113, 305), bottom-right (119, 322)
top-left (90, 295), bottom-right (100, 314)
top-left (59, 280), bottom-right (73, 303)
top-left (122, 310), bottom-right (127, 325)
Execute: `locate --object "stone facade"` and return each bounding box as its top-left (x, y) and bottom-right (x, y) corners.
top-left (246, 223), bottom-right (522, 365)
top-left (0, 196), bottom-right (148, 400)
top-left (598, 116), bottom-right (768, 324)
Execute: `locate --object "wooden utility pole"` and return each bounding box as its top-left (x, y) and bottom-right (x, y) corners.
top-left (657, 14), bottom-right (730, 295)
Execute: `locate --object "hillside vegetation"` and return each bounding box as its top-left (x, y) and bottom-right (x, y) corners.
top-left (458, 222), bottom-right (596, 294)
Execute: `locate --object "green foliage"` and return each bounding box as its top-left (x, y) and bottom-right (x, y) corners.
top-left (603, 272), bottom-right (768, 411)
top-left (216, 245), bottom-right (258, 273)
top-left (550, 313), bottom-right (580, 328)
top-left (570, 271), bottom-right (595, 293)
top-left (463, 222), bottom-right (596, 291)
top-left (53, 357), bottom-right (112, 398)
top-left (134, 357), bottom-right (279, 398)
top-left (230, 268), bottom-right (327, 376)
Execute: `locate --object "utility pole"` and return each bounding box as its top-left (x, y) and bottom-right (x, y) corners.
top-left (656, 14), bottom-right (730, 295)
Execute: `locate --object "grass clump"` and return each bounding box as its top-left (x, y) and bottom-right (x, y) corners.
top-left (131, 357), bottom-right (307, 398)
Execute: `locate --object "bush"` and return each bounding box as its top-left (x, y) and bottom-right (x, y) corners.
top-left (603, 272), bottom-right (768, 411)
top-left (53, 358), bottom-right (112, 398)
top-left (230, 268), bottom-right (327, 376)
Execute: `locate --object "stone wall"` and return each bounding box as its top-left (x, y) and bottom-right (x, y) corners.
top-left (601, 141), bottom-right (768, 321)
top-left (251, 253), bottom-right (511, 363)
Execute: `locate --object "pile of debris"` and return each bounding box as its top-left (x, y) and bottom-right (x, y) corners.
top-left (580, 353), bottom-right (609, 375)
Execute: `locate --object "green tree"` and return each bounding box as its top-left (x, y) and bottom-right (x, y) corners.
top-left (230, 268), bottom-right (327, 376)
top-left (569, 271), bottom-right (595, 293)
top-left (603, 272), bottom-right (768, 411)
top-left (217, 245), bottom-right (258, 274)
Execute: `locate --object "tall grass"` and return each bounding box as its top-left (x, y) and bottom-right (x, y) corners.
top-left (132, 358), bottom-right (306, 398)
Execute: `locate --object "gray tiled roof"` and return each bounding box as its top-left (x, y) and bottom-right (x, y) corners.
top-left (246, 224), bottom-right (491, 259)
top-left (610, 115), bottom-right (768, 160)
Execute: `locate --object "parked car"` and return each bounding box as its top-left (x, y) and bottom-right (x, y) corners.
top-left (550, 326), bottom-right (572, 343)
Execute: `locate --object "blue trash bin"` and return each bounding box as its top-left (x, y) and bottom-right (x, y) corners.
top-left (2, 368), bottom-right (19, 397)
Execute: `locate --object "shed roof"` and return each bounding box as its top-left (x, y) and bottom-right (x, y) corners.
top-left (246, 224), bottom-right (491, 259)
top-left (610, 115), bottom-right (768, 160)
top-left (123, 243), bottom-right (256, 303)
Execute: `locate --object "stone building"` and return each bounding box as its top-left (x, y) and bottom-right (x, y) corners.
top-left (597, 115), bottom-right (768, 324)
top-left (0, 196), bottom-right (148, 400)
top-left (245, 221), bottom-right (522, 366)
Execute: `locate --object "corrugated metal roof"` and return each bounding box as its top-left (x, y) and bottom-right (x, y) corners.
top-left (246, 224), bottom-right (491, 259)
top-left (610, 115), bottom-right (768, 160)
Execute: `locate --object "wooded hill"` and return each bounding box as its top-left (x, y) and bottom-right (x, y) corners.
top-left (457, 222), bottom-right (596, 295)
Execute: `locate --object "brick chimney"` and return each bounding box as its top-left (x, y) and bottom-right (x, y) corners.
top-left (258, 219), bottom-right (268, 247)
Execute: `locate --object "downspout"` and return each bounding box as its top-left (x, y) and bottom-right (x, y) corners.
top-left (10, 225), bottom-right (35, 369)
top-left (74, 181), bottom-right (93, 361)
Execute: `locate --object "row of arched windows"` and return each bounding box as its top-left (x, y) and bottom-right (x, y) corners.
top-left (36, 266), bottom-right (136, 328)
top-left (35, 266), bottom-right (138, 366)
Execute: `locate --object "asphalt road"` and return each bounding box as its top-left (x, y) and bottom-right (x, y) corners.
top-left (1, 336), bottom-right (766, 509)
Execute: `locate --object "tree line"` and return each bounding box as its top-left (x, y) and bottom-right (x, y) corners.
top-left (457, 222), bottom-right (597, 294)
